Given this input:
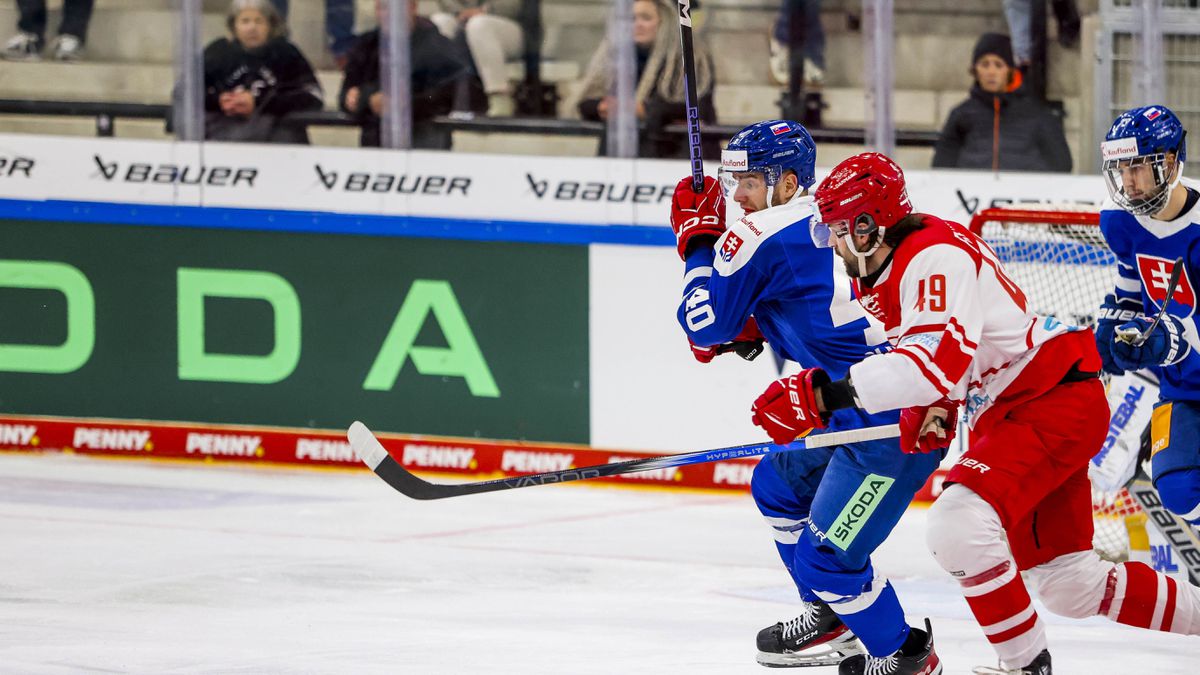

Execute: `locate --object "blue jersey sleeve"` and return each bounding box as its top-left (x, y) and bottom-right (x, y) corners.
top-left (1100, 208), bottom-right (1143, 304)
top-left (677, 235), bottom-right (768, 347)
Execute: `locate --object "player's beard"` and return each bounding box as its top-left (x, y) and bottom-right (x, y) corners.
top-left (834, 246), bottom-right (862, 278)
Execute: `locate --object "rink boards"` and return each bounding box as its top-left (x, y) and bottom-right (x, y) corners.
top-left (0, 134), bottom-right (1107, 495)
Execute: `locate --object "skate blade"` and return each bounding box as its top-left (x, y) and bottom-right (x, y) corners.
top-left (756, 637), bottom-right (864, 668)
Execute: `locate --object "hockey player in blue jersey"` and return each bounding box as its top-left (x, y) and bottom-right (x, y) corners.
top-left (1097, 105), bottom-right (1200, 525)
top-left (669, 120), bottom-right (944, 675)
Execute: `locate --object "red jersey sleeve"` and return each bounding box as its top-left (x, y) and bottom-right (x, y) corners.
top-left (850, 244), bottom-right (982, 412)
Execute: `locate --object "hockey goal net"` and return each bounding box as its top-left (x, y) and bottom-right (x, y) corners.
top-left (968, 206), bottom-right (1145, 561)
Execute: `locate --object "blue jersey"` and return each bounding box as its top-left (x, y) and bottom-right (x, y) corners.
top-left (1100, 178), bottom-right (1200, 403)
top-left (677, 196), bottom-right (898, 431)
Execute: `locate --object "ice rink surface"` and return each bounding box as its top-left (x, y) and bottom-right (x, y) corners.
top-left (2, 453), bottom-right (1198, 674)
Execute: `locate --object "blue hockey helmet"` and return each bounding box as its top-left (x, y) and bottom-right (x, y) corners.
top-left (1101, 105), bottom-right (1187, 216)
top-left (720, 120), bottom-right (817, 206)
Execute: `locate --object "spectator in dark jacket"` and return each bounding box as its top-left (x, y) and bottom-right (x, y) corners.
top-left (339, 0), bottom-right (480, 149)
top-left (202, 0), bottom-right (324, 144)
top-left (933, 33), bottom-right (1072, 173)
top-left (573, 0), bottom-right (719, 159)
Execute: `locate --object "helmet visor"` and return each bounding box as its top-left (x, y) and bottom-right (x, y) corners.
top-left (810, 219), bottom-right (850, 249)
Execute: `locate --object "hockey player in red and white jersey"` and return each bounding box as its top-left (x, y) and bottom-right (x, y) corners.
top-left (748, 152), bottom-right (1200, 674)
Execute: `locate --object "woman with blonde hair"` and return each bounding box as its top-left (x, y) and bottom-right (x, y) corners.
top-left (575, 0), bottom-right (718, 158)
top-left (201, 0), bottom-right (324, 143)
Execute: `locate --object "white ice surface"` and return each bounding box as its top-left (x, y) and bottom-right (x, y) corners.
top-left (2, 454), bottom-right (1197, 674)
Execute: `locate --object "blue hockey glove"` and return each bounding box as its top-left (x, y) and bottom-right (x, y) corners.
top-left (1112, 314), bottom-right (1192, 371)
top-left (1095, 294), bottom-right (1143, 375)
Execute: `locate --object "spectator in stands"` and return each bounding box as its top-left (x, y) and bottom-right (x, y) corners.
top-left (269, 0), bottom-right (356, 69)
top-left (202, 0), bottom-right (324, 144)
top-left (1003, 0), bottom-right (1082, 70)
top-left (2, 0), bottom-right (92, 61)
top-left (430, 0), bottom-right (524, 116)
top-left (574, 0), bottom-right (718, 159)
top-left (768, 0), bottom-right (825, 88)
top-left (339, 0), bottom-right (480, 149)
top-left (933, 32), bottom-right (1072, 173)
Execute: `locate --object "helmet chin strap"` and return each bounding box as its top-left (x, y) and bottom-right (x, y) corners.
top-left (1151, 160), bottom-right (1186, 217)
top-left (839, 226), bottom-right (887, 277)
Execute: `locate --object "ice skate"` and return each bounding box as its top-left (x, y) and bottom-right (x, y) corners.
top-left (837, 618), bottom-right (941, 675)
top-left (973, 649), bottom-right (1051, 675)
top-left (756, 600), bottom-right (863, 668)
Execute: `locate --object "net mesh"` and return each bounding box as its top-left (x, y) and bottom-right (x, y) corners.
top-left (969, 207), bottom-right (1139, 561)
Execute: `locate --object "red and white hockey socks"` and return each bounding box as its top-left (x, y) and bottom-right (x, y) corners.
top-left (1100, 561), bottom-right (1200, 634)
top-left (926, 484), bottom-right (1049, 667)
top-left (959, 559), bottom-right (1048, 666)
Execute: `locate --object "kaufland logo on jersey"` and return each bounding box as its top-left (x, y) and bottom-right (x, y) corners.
top-left (403, 443), bottom-right (477, 470)
top-left (186, 433), bottom-right (263, 457)
top-left (296, 438), bottom-right (355, 462)
top-left (501, 450), bottom-right (574, 473)
top-left (73, 427), bottom-right (152, 452)
top-left (1136, 254), bottom-right (1195, 314)
top-left (0, 424), bottom-right (38, 447)
top-left (720, 233), bottom-right (744, 262)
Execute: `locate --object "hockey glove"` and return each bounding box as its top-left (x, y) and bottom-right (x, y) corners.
top-left (751, 368), bottom-right (830, 445)
top-left (1095, 294), bottom-right (1143, 375)
top-left (1112, 314), bottom-right (1193, 371)
top-left (690, 317), bottom-right (765, 363)
top-left (670, 175), bottom-right (726, 261)
top-left (899, 398), bottom-right (958, 454)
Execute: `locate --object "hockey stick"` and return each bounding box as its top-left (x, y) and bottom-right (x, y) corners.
top-left (677, 0), bottom-right (704, 193)
top-left (1125, 467), bottom-right (1200, 585)
top-left (348, 421), bottom-right (900, 500)
top-left (1116, 256), bottom-right (1185, 347)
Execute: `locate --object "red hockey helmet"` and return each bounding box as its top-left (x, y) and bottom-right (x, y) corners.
top-left (812, 152), bottom-right (912, 247)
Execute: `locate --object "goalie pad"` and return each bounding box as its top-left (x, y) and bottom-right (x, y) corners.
top-left (1090, 372), bottom-right (1158, 493)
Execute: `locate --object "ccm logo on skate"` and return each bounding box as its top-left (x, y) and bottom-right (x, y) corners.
top-left (955, 458), bottom-right (990, 473)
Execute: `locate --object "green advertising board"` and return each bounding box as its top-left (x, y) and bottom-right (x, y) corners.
top-left (0, 219), bottom-right (589, 443)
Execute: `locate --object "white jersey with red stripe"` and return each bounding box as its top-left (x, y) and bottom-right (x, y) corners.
top-left (848, 216), bottom-right (1078, 428)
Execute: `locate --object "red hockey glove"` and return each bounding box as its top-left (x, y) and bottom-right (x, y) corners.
top-left (690, 317), bottom-right (765, 363)
top-left (670, 175), bottom-right (726, 260)
top-left (751, 368), bottom-right (830, 445)
top-left (899, 398), bottom-right (959, 454)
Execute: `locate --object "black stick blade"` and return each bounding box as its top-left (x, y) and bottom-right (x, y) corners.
top-left (348, 421), bottom-right (451, 500)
